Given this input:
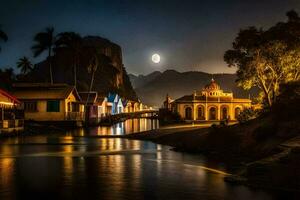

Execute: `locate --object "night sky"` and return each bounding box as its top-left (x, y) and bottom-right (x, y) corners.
top-left (0, 0), bottom-right (299, 75)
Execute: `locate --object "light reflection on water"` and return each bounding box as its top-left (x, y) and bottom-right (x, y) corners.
top-left (70, 118), bottom-right (159, 136)
top-left (0, 119), bottom-right (294, 199)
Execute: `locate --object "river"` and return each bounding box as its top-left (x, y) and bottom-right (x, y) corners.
top-left (0, 118), bottom-right (293, 199)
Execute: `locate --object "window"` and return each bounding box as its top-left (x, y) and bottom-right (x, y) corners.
top-left (235, 107), bottom-right (241, 119)
top-left (197, 106), bottom-right (204, 120)
top-left (209, 107), bottom-right (217, 120)
top-left (222, 107), bottom-right (228, 120)
top-left (24, 101), bottom-right (37, 112)
top-left (47, 100), bottom-right (60, 112)
top-left (185, 107), bottom-right (192, 120)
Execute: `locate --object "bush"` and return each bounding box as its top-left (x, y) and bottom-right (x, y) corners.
top-left (237, 108), bottom-right (260, 124)
top-left (158, 108), bottom-right (182, 125)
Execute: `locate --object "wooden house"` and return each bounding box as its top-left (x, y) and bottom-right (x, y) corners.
top-left (0, 89), bottom-right (24, 133)
top-left (12, 83), bottom-right (84, 126)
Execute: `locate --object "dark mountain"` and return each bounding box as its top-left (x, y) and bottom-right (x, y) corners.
top-left (131, 70), bottom-right (258, 107)
top-left (21, 36), bottom-right (137, 100)
top-left (129, 71), bottom-right (162, 89)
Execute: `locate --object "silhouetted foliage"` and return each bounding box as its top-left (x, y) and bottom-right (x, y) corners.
top-left (237, 108), bottom-right (260, 124)
top-left (0, 68), bottom-right (15, 90)
top-left (17, 56), bottom-right (33, 74)
top-left (32, 27), bottom-right (56, 84)
top-left (56, 32), bottom-right (83, 88)
top-left (224, 10), bottom-right (300, 108)
top-left (0, 25), bottom-right (8, 52)
top-left (158, 108), bottom-right (182, 125)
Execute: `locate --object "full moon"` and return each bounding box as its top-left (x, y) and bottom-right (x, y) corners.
top-left (151, 53), bottom-right (160, 63)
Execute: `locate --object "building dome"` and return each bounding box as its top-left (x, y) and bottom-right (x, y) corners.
top-left (204, 78), bottom-right (220, 90)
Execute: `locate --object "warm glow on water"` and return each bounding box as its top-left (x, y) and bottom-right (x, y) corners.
top-left (0, 119), bottom-right (293, 199)
top-left (92, 118), bottom-right (159, 136)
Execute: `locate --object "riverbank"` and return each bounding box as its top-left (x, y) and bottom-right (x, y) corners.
top-left (123, 113), bottom-right (300, 191)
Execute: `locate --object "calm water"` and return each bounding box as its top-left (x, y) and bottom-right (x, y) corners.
top-left (71, 118), bottom-right (159, 136)
top-left (0, 119), bottom-right (294, 199)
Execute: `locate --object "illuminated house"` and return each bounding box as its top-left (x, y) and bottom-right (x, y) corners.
top-left (12, 83), bottom-right (84, 125)
top-left (116, 97), bottom-right (124, 114)
top-left (97, 96), bottom-right (108, 117)
top-left (122, 99), bottom-right (129, 113)
top-left (107, 93), bottom-right (123, 114)
top-left (168, 79), bottom-right (251, 121)
top-left (79, 91), bottom-right (98, 124)
top-left (124, 100), bottom-right (139, 112)
top-left (138, 101), bottom-right (143, 111)
top-left (0, 89), bottom-right (24, 133)
top-left (126, 100), bottom-right (134, 112)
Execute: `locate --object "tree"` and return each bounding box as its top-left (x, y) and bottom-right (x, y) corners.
top-left (0, 68), bottom-right (15, 90)
top-left (17, 56), bottom-right (33, 74)
top-left (85, 54), bottom-right (99, 108)
top-left (224, 11), bottom-right (300, 107)
top-left (56, 32), bottom-right (83, 88)
top-left (31, 27), bottom-right (56, 84)
top-left (0, 26), bottom-right (8, 52)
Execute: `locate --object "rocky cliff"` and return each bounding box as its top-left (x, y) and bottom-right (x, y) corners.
top-left (24, 36), bottom-right (137, 100)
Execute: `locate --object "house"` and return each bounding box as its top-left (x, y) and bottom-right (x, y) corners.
top-left (116, 97), bottom-right (124, 114)
top-left (107, 93), bottom-right (124, 114)
top-left (168, 79), bottom-right (251, 121)
top-left (107, 93), bottom-right (118, 114)
top-left (0, 89), bottom-right (24, 133)
top-left (138, 101), bottom-right (143, 111)
top-left (133, 101), bottom-right (140, 112)
top-left (125, 100), bottom-right (140, 112)
top-left (12, 83), bottom-right (84, 126)
top-left (97, 96), bottom-right (108, 117)
top-left (122, 99), bottom-right (129, 113)
top-left (126, 100), bottom-right (134, 113)
top-left (79, 91), bottom-right (98, 124)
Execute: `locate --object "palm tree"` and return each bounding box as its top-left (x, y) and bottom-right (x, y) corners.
top-left (85, 55), bottom-right (99, 108)
top-left (17, 56), bottom-right (33, 74)
top-left (31, 27), bottom-right (56, 84)
top-left (56, 32), bottom-right (83, 88)
top-left (0, 26), bottom-right (8, 52)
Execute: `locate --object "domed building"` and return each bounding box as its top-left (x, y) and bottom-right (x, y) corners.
top-left (168, 79), bottom-right (251, 121)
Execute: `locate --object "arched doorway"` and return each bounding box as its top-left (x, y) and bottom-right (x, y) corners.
top-left (197, 106), bottom-right (204, 120)
top-left (221, 107), bottom-right (228, 120)
top-left (185, 107), bottom-right (192, 120)
top-left (235, 107), bottom-right (241, 119)
top-left (209, 107), bottom-right (217, 120)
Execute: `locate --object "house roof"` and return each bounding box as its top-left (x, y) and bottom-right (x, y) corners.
top-left (175, 94), bottom-right (250, 103)
top-left (0, 88), bottom-right (20, 105)
top-left (175, 95), bottom-right (194, 102)
top-left (204, 78), bottom-right (221, 91)
top-left (107, 93), bottom-right (118, 103)
top-left (122, 99), bottom-right (128, 107)
top-left (97, 96), bottom-right (107, 104)
top-left (11, 83), bottom-right (81, 101)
